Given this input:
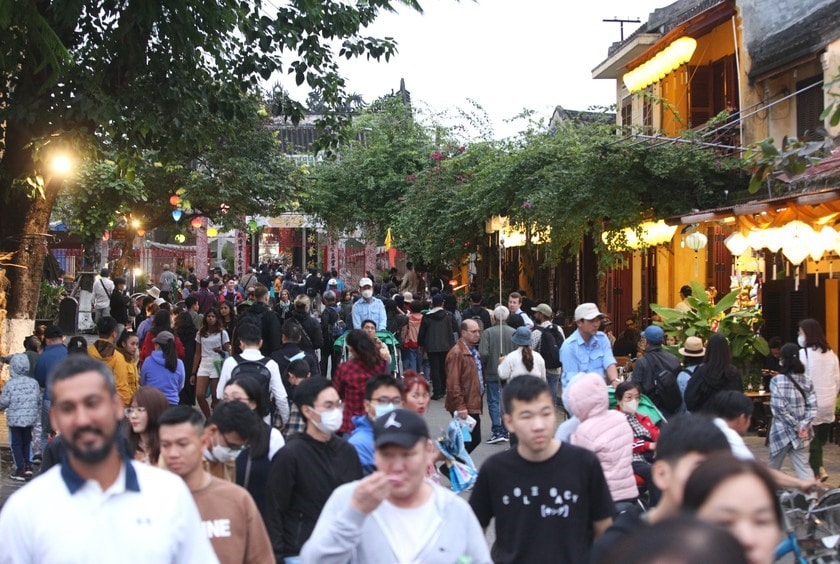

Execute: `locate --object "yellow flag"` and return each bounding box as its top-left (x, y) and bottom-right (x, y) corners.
top-left (384, 227), bottom-right (393, 249)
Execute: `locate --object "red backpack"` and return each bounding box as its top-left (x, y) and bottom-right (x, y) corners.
top-left (402, 312), bottom-right (423, 348)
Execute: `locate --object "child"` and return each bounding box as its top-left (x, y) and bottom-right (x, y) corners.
top-left (0, 354), bottom-right (41, 480)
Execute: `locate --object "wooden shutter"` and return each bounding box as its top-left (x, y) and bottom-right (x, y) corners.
top-left (689, 65), bottom-right (713, 127)
top-left (797, 75), bottom-right (825, 141)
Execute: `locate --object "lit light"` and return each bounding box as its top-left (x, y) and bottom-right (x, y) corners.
top-left (169, 194), bottom-right (181, 207)
top-left (133, 267), bottom-right (143, 276)
top-left (622, 37), bottom-right (697, 93)
top-left (172, 209), bottom-right (182, 222)
top-left (131, 219), bottom-right (141, 229)
top-left (174, 233), bottom-right (186, 243)
top-left (684, 231), bottom-right (707, 252)
top-left (724, 232), bottom-right (750, 256)
top-left (136, 229), bottom-right (146, 237)
top-left (207, 227), bottom-right (218, 237)
top-left (49, 153), bottom-right (74, 176)
top-left (190, 217), bottom-right (203, 229)
top-left (602, 220), bottom-right (677, 250)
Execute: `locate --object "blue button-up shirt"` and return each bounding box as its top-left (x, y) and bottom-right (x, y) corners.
top-left (351, 297), bottom-right (387, 330)
top-left (559, 330), bottom-right (616, 411)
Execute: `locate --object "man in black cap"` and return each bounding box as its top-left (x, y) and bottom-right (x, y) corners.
top-left (301, 409), bottom-right (491, 563)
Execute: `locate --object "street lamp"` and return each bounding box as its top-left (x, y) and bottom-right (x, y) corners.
top-left (48, 153), bottom-right (74, 176)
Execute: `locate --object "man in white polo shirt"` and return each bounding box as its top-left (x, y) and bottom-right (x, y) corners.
top-left (0, 355), bottom-right (217, 564)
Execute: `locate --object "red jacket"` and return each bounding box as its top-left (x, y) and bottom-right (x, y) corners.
top-left (615, 408), bottom-right (659, 455)
top-left (139, 332), bottom-right (186, 367)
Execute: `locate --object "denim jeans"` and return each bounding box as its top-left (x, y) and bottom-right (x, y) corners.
top-left (772, 442), bottom-right (815, 480)
top-left (9, 426), bottom-right (32, 473)
top-left (485, 381), bottom-right (505, 436)
top-left (402, 347), bottom-right (420, 373)
top-left (40, 397), bottom-right (52, 456)
top-left (546, 371), bottom-right (560, 408)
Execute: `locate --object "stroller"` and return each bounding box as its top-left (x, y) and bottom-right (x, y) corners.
top-left (333, 330), bottom-right (403, 378)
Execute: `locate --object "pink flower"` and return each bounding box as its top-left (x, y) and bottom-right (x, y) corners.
top-left (431, 151), bottom-right (444, 161)
top-left (522, 201), bottom-right (532, 209)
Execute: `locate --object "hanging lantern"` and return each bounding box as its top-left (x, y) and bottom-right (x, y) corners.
top-left (102, 231), bottom-right (110, 241)
top-left (136, 229), bottom-right (146, 237)
top-left (247, 219), bottom-right (258, 232)
top-left (172, 209), bottom-right (183, 222)
top-left (169, 194), bottom-right (181, 207)
top-left (762, 228), bottom-right (783, 253)
top-left (684, 231), bottom-right (707, 252)
top-left (174, 233), bottom-right (186, 243)
top-left (724, 232), bottom-right (749, 256)
top-left (207, 227), bottom-right (218, 237)
top-left (190, 217), bottom-right (203, 229)
top-left (808, 226), bottom-right (833, 262)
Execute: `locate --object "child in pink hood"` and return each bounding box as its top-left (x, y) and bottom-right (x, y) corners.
top-left (568, 373), bottom-right (638, 509)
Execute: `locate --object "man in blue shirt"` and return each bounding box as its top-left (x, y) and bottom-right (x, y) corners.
top-left (351, 277), bottom-right (386, 330)
top-left (559, 303), bottom-right (618, 414)
top-left (34, 325), bottom-right (67, 456)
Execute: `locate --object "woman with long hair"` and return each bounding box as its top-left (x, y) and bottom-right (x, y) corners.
top-left (798, 318), bottom-right (840, 481)
top-left (140, 331), bottom-right (185, 405)
top-left (67, 336), bottom-right (89, 355)
top-left (684, 334), bottom-right (743, 413)
top-left (174, 311), bottom-right (198, 407)
top-left (116, 330), bottom-right (141, 397)
top-left (218, 301), bottom-right (237, 339)
top-left (125, 386), bottom-right (170, 465)
top-left (768, 343), bottom-right (816, 480)
top-left (499, 326), bottom-right (546, 382)
top-left (139, 309), bottom-right (185, 366)
top-left (192, 307), bottom-right (230, 417)
top-left (682, 455), bottom-right (783, 564)
top-left (223, 376), bottom-right (284, 519)
top-left (333, 329), bottom-right (388, 434)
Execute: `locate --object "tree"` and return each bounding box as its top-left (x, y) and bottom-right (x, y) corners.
top-left (0, 0), bottom-right (423, 348)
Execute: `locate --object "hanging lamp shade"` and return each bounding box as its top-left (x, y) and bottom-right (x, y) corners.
top-left (190, 217), bottom-right (203, 229)
top-left (207, 227), bottom-right (218, 237)
top-left (172, 209), bottom-right (183, 222)
top-left (169, 194), bottom-right (181, 207)
top-left (782, 244), bottom-right (810, 266)
top-left (762, 228), bottom-right (783, 253)
top-left (808, 226), bottom-right (835, 261)
top-left (174, 233), bottom-right (186, 243)
top-left (684, 231), bottom-right (708, 251)
top-left (724, 232), bottom-right (749, 256)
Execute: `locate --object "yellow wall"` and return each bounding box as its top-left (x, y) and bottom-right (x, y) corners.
top-left (826, 279), bottom-right (839, 353)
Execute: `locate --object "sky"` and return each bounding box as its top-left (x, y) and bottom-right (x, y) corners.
top-left (281, 0), bottom-right (667, 139)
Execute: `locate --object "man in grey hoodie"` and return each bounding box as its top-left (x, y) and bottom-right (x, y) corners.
top-left (300, 409), bottom-right (491, 564)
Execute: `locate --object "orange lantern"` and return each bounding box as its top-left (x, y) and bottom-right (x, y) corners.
top-left (136, 229), bottom-right (146, 237)
top-left (102, 231), bottom-right (110, 241)
top-left (190, 217), bottom-right (203, 229)
top-left (169, 194), bottom-right (181, 207)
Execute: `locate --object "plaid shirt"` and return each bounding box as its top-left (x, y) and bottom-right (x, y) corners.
top-left (283, 404), bottom-right (305, 437)
top-left (333, 357), bottom-right (388, 434)
top-left (769, 372), bottom-right (817, 457)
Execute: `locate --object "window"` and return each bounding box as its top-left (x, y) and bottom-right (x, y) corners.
top-left (796, 75), bottom-right (825, 142)
top-left (689, 54), bottom-right (738, 127)
top-left (621, 97), bottom-right (632, 127)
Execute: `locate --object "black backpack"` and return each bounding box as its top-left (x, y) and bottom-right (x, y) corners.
top-left (647, 354), bottom-right (682, 413)
top-left (230, 354), bottom-right (272, 418)
top-left (534, 325), bottom-right (564, 370)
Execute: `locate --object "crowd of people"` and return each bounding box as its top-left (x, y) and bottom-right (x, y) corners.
top-left (1, 264), bottom-right (839, 563)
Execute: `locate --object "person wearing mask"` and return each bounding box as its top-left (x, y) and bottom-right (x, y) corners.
top-left (797, 318), bottom-right (840, 481)
top-left (347, 374), bottom-right (403, 475)
top-left (301, 409), bottom-right (491, 563)
top-left (265, 377), bottom-right (362, 563)
top-left (614, 381), bottom-right (660, 505)
top-left (140, 331), bottom-right (186, 406)
top-left (479, 305), bottom-right (516, 445)
top-left (159, 404), bottom-right (273, 564)
top-left (351, 277), bottom-right (386, 331)
top-left (682, 456), bottom-right (783, 564)
top-left (222, 377), bottom-right (285, 517)
top-left (125, 386), bottom-right (170, 465)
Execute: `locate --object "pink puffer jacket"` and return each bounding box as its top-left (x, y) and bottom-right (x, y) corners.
top-left (569, 373), bottom-right (638, 502)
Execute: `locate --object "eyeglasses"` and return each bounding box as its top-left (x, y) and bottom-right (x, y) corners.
top-left (371, 396), bottom-right (402, 406)
top-left (124, 407), bottom-right (146, 416)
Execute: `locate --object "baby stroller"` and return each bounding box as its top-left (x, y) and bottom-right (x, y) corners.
top-left (333, 330), bottom-right (403, 378)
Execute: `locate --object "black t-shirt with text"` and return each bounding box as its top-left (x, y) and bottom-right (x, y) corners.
top-left (469, 442), bottom-right (614, 563)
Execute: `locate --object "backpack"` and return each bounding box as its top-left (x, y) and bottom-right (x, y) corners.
top-left (647, 354), bottom-right (682, 413)
top-left (322, 305), bottom-right (346, 340)
top-left (402, 312), bottom-right (423, 348)
top-left (534, 325), bottom-right (564, 370)
top-left (230, 354), bottom-right (272, 418)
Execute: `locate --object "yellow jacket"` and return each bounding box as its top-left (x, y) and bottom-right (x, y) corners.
top-left (88, 341), bottom-right (133, 406)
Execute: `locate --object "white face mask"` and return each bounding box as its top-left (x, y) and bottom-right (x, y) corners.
top-left (374, 403), bottom-right (397, 419)
top-left (208, 437), bottom-right (241, 463)
top-left (798, 335), bottom-right (806, 348)
top-left (621, 399), bottom-right (639, 415)
top-left (361, 289), bottom-right (373, 299)
top-left (313, 407), bottom-right (343, 434)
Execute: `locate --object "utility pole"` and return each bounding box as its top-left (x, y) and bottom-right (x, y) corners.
top-left (602, 17), bottom-right (641, 42)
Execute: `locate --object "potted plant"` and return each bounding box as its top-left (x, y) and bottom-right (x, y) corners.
top-left (36, 279), bottom-right (65, 325)
top-left (651, 280), bottom-right (769, 389)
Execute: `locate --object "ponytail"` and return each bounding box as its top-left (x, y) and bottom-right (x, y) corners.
top-left (521, 346), bottom-right (534, 372)
top-left (160, 339), bottom-right (178, 373)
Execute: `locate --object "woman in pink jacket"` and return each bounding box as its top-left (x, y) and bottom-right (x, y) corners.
top-left (569, 373), bottom-right (638, 511)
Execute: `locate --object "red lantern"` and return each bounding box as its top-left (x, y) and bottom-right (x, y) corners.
top-left (190, 217), bottom-right (203, 229)
top-left (102, 231), bottom-right (110, 241)
top-left (169, 194), bottom-right (181, 207)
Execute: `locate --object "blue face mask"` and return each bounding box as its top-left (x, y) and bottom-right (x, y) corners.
top-left (374, 403), bottom-right (397, 419)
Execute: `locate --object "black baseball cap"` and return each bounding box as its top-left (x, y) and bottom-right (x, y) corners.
top-left (374, 409), bottom-right (430, 449)
top-left (44, 325), bottom-right (63, 339)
